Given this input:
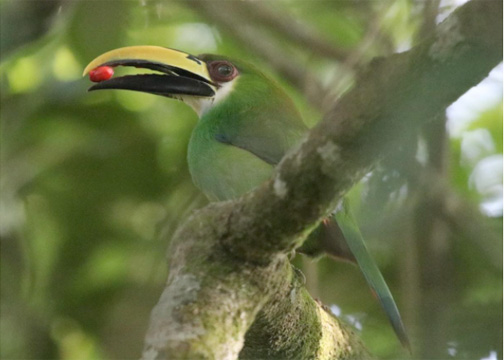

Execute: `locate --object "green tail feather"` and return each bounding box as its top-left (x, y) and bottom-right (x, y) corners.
top-left (334, 199), bottom-right (411, 351)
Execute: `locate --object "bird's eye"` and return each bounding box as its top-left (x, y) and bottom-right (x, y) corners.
top-left (218, 64), bottom-right (233, 76)
top-left (207, 61), bottom-right (238, 83)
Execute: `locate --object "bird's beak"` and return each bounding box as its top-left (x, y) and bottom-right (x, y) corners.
top-left (83, 46), bottom-right (216, 97)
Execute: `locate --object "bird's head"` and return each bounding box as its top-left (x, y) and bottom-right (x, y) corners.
top-left (83, 46), bottom-right (267, 117)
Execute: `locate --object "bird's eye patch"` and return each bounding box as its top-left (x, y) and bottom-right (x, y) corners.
top-left (207, 61), bottom-right (238, 83)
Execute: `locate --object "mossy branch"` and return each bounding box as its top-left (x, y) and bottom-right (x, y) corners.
top-left (141, 1), bottom-right (502, 359)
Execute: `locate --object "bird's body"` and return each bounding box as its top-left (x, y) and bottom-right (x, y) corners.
top-left (187, 56), bottom-right (306, 201)
top-left (84, 46), bottom-right (409, 349)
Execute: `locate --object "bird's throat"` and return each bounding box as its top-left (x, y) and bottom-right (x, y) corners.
top-left (182, 79), bottom-right (238, 117)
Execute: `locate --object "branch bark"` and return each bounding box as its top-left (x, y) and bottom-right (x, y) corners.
top-left (141, 1), bottom-right (502, 359)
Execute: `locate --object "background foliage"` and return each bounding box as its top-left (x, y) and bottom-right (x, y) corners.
top-left (1, 1), bottom-right (502, 359)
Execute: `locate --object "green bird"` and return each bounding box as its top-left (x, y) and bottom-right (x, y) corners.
top-left (84, 46), bottom-right (410, 349)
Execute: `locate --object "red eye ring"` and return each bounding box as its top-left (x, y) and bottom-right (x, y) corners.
top-left (207, 61), bottom-right (238, 83)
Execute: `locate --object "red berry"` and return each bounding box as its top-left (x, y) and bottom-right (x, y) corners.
top-left (89, 66), bottom-right (114, 82)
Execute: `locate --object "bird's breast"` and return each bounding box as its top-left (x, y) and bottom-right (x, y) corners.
top-left (187, 125), bottom-right (273, 202)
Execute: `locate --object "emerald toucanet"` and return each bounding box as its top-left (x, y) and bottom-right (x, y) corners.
top-left (84, 46), bottom-right (410, 349)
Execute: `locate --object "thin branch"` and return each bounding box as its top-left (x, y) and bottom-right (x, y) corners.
top-left (184, 0), bottom-right (326, 107)
top-left (441, 188), bottom-right (503, 269)
top-left (418, 0), bottom-right (443, 41)
top-left (321, 5), bottom-right (390, 111)
top-left (405, 0), bottom-right (444, 354)
top-left (234, 0), bottom-right (350, 62)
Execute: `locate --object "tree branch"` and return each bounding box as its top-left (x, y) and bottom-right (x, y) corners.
top-left (185, 0), bottom-right (326, 107)
top-left (231, 0), bottom-right (350, 62)
top-left (141, 1), bottom-right (502, 358)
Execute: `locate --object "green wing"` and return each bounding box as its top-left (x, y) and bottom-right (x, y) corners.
top-left (212, 74), bottom-right (308, 166)
top-left (334, 199), bottom-right (411, 350)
